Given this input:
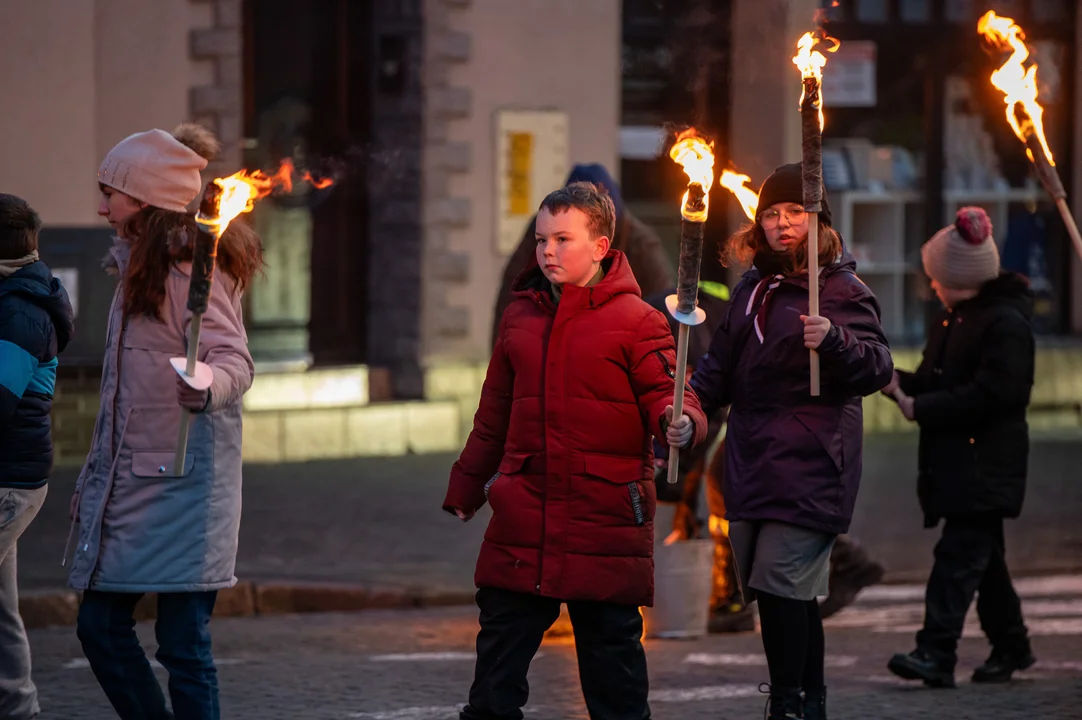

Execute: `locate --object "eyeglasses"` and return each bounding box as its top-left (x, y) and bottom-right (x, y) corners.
top-left (759, 207), bottom-right (808, 229)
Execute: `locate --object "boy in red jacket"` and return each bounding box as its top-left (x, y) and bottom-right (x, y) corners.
top-left (444, 181), bottom-right (708, 720)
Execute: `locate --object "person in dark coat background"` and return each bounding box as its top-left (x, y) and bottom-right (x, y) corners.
top-left (491, 163), bottom-right (674, 347)
top-left (886, 207), bottom-right (1036, 689)
top-left (689, 163), bottom-right (893, 720)
top-left (0, 194), bottom-right (74, 719)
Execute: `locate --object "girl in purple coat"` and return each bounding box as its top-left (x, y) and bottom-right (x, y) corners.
top-left (690, 163), bottom-right (893, 720)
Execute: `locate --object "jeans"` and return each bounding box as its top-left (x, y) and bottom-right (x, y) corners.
top-left (0, 485), bottom-right (48, 720)
top-left (77, 590), bottom-right (219, 720)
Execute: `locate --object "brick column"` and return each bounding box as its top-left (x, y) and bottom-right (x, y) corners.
top-left (421, 0), bottom-right (473, 363)
top-left (366, 0), bottom-right (429, 398)
top-left (189, 0), bottom-right (243, 176)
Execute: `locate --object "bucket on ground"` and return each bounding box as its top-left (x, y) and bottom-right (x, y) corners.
top-left (643, 538), bottom-right (714, 639)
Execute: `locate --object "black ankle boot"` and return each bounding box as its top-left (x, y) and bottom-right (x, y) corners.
top-left (760, 684), bottom-right (803, 720)
top-left (887, 648), bottom-right (956, 688)
top-left (803, 686), bottom-right (827, 720)
top-left (972, 648), bottom-right (1036, 683)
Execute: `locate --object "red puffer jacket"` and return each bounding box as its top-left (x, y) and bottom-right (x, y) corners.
top-left (444, 250), bottom-right (707, 607)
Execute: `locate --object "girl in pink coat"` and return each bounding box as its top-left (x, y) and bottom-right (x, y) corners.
top-left (69, 124), bottom-right (262, 719)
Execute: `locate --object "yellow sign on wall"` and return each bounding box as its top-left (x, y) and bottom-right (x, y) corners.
top-left (496, 110), bottom-right (569, 254)
top-left (507, 132), bottom-right (533, 216)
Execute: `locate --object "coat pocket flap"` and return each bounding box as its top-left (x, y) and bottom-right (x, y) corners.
top-left (131, 451), bottom-right (194, 478)
top-left (791, 409), bottom-right (844, 474)
top-left (582, 454), bottom-right (648, 484)
top-left (497, 452), bottom-right (532, 475)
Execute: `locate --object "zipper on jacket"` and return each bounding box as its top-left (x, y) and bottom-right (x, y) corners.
top-left (654, 350), bottom-right (676, 379)
top-left (628, 483), bottom-right (646, 526)
top-left (483, 472), bottom-right (501, 499)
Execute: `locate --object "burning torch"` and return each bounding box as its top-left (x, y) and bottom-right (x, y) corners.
top-left (664, 129), bottom-right (715, 484)
top-left (793, 29), bottom-right (838, 398)
top-left (978, 11), bottom-right (1082, 263)
top-left (172, 160), bottom-right (332, 475)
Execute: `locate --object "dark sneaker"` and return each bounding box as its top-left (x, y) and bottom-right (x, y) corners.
top-left (971, 649), bottom-right (1036, 683)
top-left (887, 648), bottom-right (956, 688)
top-left (819, 559), bottom-right (885, 619)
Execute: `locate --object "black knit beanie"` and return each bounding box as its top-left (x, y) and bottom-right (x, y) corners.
top-left (753, 162), bottom-right (833, 226)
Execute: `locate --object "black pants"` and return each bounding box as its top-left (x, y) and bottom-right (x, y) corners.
top-left (461, 588), bottom-right (649, 720)
top-left (916, 517), bottom-right (1030, 664)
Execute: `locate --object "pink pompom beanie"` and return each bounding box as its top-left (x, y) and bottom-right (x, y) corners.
top-left (97, 129), bottom-right (208, 212)
top-left (921, 206), bottom-right (1001, 290)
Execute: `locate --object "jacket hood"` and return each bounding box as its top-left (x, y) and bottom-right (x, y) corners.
top-left (565, 163), bottom-right (625, 222)
top-left (0, 260), bottom-right (75, 352)
top-left (972, 271), bottom-right (1035, 320)
top-left (511, 249), bottom-right (642, 309)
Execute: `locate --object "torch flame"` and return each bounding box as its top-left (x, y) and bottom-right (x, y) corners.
top-left (792, 31), bottom-right (839, 131)
top-left (668, 129), bottom-right (715, 222)
top-left (204, 158), bottom-right (334, 235)
top-left (720, 171), bottom-right (759, 221)
top-left (978, 11), bottom-right (1054, 165)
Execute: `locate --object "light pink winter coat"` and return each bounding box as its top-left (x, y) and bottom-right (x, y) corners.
top-left (68, 239), bottom-right (253, 592)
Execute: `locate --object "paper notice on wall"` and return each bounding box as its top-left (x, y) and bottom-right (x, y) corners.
top-left (53, 267), bottom-right (79, 318)
top-left (822, 41), bottom-right (877, 108)
top-left (496, 110), bottom-right (569, 254)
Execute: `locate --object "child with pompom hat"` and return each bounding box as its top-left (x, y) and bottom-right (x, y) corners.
top-left (884, 206), bottom-right (1037, 688)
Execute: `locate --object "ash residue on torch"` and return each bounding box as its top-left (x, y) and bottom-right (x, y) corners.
top-left (197, 181), bottom-right (224, 221)
top-left (677, 183), bottom-right (707, 314)
top-left (684, 182), bottom-right (707, 218)
top-left (802, 76), bottom-right (821, 108)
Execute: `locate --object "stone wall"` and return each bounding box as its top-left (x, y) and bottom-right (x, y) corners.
top-left (367, 0), bottom-right (429, 399)
top-left (189, 0), bottom-right (243, 177)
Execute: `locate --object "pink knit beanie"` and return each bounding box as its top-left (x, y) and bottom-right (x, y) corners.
top-left (921, 207), bottom-right (1001, 290)
top-left (97, 127), bottom-right (211, 212)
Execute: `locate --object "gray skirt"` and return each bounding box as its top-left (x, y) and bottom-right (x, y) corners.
top-left (728, 520), bottom-right (836, 603)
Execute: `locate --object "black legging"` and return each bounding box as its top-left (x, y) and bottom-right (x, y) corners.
top-left (757, 591), bottom-right (825, 690)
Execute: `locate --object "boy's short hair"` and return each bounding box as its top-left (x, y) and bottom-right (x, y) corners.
top-left (0, 194), bottom-right (42, 260)
top-left (538, 181), bottom-right (616, 240)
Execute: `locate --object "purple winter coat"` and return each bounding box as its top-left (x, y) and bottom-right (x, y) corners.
top-left (689, 251), bottom-right (893, 534)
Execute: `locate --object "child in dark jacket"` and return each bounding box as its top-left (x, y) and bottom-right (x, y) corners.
top-left (688, 163), bottom-right (893, 720)
top-left (0, 194), bottom-right (74, 718)
top-left (886, 207), bottom-right (1036, 688)
top-left (444, 182), bottom-right (708, 720)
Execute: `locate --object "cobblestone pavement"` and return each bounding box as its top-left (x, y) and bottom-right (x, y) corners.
top-left (28, 575), bottom-right (1082, 719)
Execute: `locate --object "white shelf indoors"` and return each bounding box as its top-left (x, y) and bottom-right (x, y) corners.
top-left (832, 187), bottom-right (1040, 343)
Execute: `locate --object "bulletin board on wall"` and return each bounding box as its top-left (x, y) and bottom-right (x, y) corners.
top-left (494, 109), bottom-right (570, 255)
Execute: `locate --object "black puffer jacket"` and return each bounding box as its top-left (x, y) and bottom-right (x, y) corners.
top-left (0, 261), bottom-right (74, 486)
top-left (897, 272), bottom-right (1035, 526)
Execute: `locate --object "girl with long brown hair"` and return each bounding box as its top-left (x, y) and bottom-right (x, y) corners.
top-left (689, 162), bottom-right (893, 719)
top-left (68, 123), bottom-right (262, 719)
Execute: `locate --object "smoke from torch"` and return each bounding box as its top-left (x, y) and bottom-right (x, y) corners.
top-left (172, 161), bottom-right (334, 474)
top-left (664, 129), bottom-right (714, 484)
top-left (978, 10), bottom-right (1082, 264)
